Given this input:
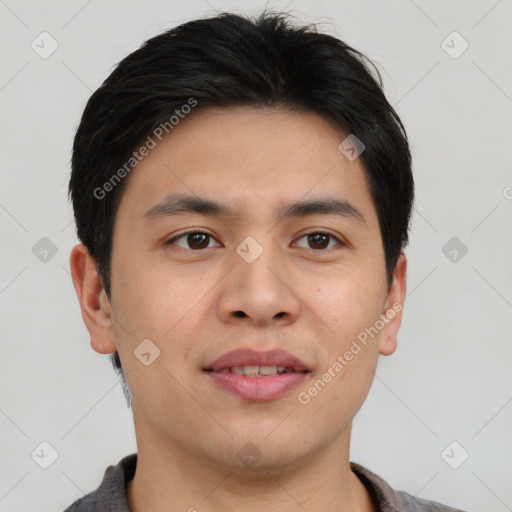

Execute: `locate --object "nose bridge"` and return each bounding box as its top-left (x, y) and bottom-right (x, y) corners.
top-left (219, 231), bottom-right (300, 325)
top-left (235, 232), bottom-right (282, 293)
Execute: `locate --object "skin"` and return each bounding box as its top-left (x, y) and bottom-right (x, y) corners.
top-left (70, 105), bottom-right (407, 512)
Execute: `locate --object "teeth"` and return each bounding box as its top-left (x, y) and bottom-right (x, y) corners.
top-left (218, 365), bottom-right (294, 376)
top-left (243, 365), bottom-right (259, 376)
top-left (259, 365), bottom-right (278, 376)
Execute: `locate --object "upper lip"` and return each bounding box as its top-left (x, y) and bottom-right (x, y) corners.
top-left (204, 348), bottom-right (310, 372)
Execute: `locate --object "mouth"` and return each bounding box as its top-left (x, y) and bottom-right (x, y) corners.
top-left (204, 365), bottom-right (308, 376)
top-left (203, 348), bottom-right (311, 401)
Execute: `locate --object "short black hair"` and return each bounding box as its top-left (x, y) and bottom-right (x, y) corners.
top-left (69, 10), bottom-right (414, 404)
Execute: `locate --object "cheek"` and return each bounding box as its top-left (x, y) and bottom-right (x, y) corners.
top-left (312, 272), bottom-right (384, 417)
top-left (300, 271), bottom-right (384, 412)
top-left (305, 270), bottom-right (385, 345)
top-left (112, 249), bottom-right (196, 337)
top-left (299, 332), bottom-right (379, 431)
top-left (109, 252), bottom-right (190, 387)
top-left (111, 250), bottom-right (227, 389)
top-left (110, 262), bottom-right (199, 423)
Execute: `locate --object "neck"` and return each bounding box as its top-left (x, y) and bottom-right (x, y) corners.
top-left (126, 417), bottom-right (376, 512)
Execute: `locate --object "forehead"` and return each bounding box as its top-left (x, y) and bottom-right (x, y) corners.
top-left (115, 106), bottom-right (378, 229)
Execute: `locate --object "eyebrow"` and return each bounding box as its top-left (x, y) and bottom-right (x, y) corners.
top-left (143, 193), bottom-right (367, 226)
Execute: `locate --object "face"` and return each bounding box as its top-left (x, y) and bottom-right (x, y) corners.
top-left (72, 105), bottom-right (406, 471)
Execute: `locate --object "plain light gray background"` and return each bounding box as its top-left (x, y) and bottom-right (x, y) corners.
top-left (1, 1), bottom-right (511, 511)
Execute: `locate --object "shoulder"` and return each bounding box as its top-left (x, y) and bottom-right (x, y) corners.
top-left (394, 489), bottom-right (469, 511)
top-left (350, 461), bottom-right (469, 512)
top-left (62, 453), bottom-right (137, 512)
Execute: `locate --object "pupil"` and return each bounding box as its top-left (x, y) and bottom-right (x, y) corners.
top-left (189, 233), bottom-right (209, 249)
top-left (309, 233), bottom-right (329, 249)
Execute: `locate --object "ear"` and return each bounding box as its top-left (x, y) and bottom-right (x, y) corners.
top-left (69, 243), bottom-right (117, 355)
top-left (378, 253), bottom-right (407, 356)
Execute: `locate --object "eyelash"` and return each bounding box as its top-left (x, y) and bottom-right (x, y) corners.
top-left (165, 229), bottom-right (345, 251)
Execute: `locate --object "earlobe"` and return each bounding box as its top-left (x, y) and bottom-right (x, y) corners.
top-left (379, 253), bottom-right (407, 356)
top-left (69, 244), bottom-right (117, 355)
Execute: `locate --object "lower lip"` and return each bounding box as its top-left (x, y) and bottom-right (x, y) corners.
top-left (205, 371), bottom-right (308, 401)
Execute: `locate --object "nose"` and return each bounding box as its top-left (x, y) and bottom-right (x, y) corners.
top-left (217, 240), bottom-right (301, 328)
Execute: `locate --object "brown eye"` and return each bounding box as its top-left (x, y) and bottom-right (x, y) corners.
top-left (294, 232), bottom-right (343, 251)
top-left (167, 231), bottom-right (219, 250)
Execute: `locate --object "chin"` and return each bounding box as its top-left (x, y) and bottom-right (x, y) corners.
top-left (212, 431), bottom-right (316, 474)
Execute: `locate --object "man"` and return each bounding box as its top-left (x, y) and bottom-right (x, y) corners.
top-left (65, 10), bottom-right (466, 512)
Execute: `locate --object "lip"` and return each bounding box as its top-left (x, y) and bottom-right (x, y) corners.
top-left (203, 348), bottom-right (311, 401)
top-left (205, 348), bottom-right (310, 372)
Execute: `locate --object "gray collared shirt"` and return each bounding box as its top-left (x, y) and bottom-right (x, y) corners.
top-left (63, 453), bottom-right (468, 511)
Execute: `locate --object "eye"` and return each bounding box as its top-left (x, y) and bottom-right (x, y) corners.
top-left (166, 230), bottom-right (221, 250)
top-left (294, 231), bottom-right (344, 251)
top-left (166, 230), bottom-right (345, 251)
